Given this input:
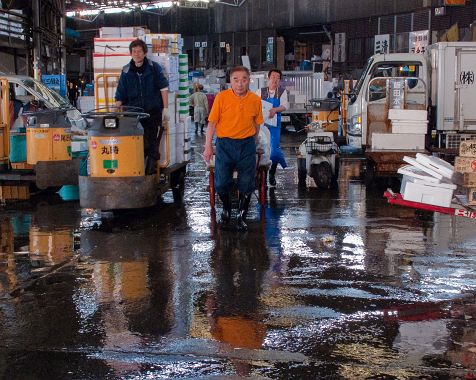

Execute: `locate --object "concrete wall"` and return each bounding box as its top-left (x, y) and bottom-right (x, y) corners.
top-left (213, 0), bottom-right (435, 33)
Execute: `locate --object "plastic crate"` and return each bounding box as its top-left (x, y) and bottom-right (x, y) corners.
top-left (445, 133), bottom-right (476, 150)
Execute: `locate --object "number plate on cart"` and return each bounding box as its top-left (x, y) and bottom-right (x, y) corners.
top-left (281, 115), bottom-right (290, 122)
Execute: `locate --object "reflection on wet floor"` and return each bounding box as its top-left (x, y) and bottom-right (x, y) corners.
top-left (0, 132), bottom-right (476, 378)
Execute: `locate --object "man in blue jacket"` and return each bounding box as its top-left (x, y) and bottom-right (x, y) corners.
top-left (115, 39), bottom-right (169, 174)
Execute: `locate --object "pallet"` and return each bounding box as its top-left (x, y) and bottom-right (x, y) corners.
top-left (10, 162), bottom-right (34, 170)
top-left (0, 182), bottom-right (30, 201)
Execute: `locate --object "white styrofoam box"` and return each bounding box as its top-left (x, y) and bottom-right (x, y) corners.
top-left (402, 177), bottom-right (454, 207)
top-left (77, 96), bottom-right (95, 113)
top-left (413, 177), bottom-right (457, 190)
top-left (175, 119), bottom-right (185, 164)
top-left (398, 164), bottom-right (441, 184)
top-left (388, 109), bottom-right (428, 121)
top-left (99, 27), bottom-right (121, 38)
top-left (415, 153), bottom-right (454, 179)
top-left (159, 122), bottom-right (177, 167)
top-left (403, 156), bottom-right (443, 180)
top-left (94, 38), bottom-right (136, 54)
top-left (391, 120), bottom-right (428, 134)
top-left (71, 139), bottom-right (88, 152)
top-left (294, 94), bottom-right (307, 103)
top-left (93, 53), bottom-right (131, 73)
top-left (371, 133), bottom-right (426, 150)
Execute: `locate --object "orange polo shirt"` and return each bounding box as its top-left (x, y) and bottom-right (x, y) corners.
top-left (208, 89), bottom-right (264, 139)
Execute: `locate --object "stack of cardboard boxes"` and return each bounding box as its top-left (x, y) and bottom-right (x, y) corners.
top-left (454, 140), bottom-right (476, 206)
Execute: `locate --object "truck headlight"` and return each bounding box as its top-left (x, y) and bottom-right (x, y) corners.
top-left (348, 115), bottom-right (362, 135)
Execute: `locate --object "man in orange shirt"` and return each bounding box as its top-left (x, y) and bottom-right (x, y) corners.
top-left (203, 66), bottom-right (264, 231)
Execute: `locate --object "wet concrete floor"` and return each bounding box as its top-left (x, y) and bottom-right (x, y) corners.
top-left (1, 131), bottom-right (476, 379)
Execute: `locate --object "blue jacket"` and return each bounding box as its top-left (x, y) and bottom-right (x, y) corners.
top-left (115, 58), bottom-right (169, 112)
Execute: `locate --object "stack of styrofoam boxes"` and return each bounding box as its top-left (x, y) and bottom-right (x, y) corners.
top-left (454, 140), bottom-right (476, 205)
top-left (93, 37), bottom-right (136, 108)
top-left (398, 153), bottom-right (458, 207)
top-left (372, 109), bottom-right (427, 150)
top-left (143, 33), bottom-right (183, 56)
top-left (287, 91), bottom-right (307, 110)
top-left (99, 26), bottom-right (148, 38)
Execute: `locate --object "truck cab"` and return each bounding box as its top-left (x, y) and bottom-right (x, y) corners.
top-left (346, 53), bottom-right (428, 149)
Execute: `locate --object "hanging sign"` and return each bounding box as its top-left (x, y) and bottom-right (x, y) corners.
top-left (374, 34), bottom-right (390, 54)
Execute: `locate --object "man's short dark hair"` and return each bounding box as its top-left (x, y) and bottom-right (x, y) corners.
top-left (129, 39), bottom-right (148, 54)
top-left (229, 66), bottom-right (250, 77)
top-left (268, 69), bottom-right (282, 79)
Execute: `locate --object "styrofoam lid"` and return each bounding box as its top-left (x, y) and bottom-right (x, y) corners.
top-left (415, 153), bottom-right (454, 178)
top-left (398, 164), bottom-right (441, 183)
top-left (403, 156), bottom-right (444, 180)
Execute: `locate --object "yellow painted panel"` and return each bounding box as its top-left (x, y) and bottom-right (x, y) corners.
top-left (89, 135), bottom-right (144, 177)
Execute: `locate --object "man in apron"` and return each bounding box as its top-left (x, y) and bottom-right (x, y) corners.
top-left (256, 69), bottom-right (288, 187)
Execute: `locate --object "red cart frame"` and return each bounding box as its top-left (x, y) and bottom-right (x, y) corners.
top-left (208, 150), bottom-right (268, 210)
top-left (384, 189), bottom-right (476, 220)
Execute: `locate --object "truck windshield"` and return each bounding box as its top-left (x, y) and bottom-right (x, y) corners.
top-left (353, 57), bottom-right (374, 97)
top-left (20, 78), bottom-right (71, 108)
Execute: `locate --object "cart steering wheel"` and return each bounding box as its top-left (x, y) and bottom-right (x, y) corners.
top-left (82, 106), bottom-right (149, 119)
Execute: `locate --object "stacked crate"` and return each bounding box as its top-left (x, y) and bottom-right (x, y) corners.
top-left (454, 140), bottom-right (476, 205)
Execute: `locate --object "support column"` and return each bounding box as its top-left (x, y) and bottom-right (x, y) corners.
top-left (32, 0), bottom-right (41, 80)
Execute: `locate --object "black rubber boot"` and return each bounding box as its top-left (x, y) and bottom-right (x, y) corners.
top-left (195, 122), bottom-right (199, 133)
top-left (200, 125), bottom-right (204, 133)
top-left (145, 156), bottom-right (157, 175)
top-left (236, 193), bottom-right (252, 231)
top-left (269, 162), bottom-right (278, 187)
top-left (219, 193), bottom-right (232, 225)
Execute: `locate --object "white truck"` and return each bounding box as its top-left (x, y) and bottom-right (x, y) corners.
top-left (346, 42), bottom-right (476, 177)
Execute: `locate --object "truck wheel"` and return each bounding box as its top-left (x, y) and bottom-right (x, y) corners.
top-left (171, 168), bottom-right (186, 204)
top-left (297, 158), bottom-right (307, 187)
top-left (311, 162), bottom-right (332, 190)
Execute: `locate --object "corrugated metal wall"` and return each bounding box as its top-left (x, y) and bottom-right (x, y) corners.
top-left (213, 0), bottom-right (431, 33)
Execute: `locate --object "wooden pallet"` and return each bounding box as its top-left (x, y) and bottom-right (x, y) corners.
top-left (10, 162), bottom-right (34, 170)
top-left (0, 182), bottom-right (30, 201)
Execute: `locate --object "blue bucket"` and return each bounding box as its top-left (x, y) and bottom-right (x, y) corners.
top-left (59, 185), bottom-right (79, 201)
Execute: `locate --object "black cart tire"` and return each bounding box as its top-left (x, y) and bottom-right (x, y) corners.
top-left (171, 168), bottom-right (186, 204)
top-left (311, 162), bottom-right (332, 190)
top-left (297, 158), bottom-right (307, 186)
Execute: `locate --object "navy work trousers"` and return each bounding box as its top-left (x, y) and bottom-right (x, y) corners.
top-left (215, 136), bottom-right (256, 195)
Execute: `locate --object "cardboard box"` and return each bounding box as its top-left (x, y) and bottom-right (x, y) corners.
top-left (454, 156), bottom-right (476, 173)
top-left (463, 172), bottom-right (476, 187)
top-left (467, 187), bottom-right (476, 205)
top-left (459, 140), bottom-right (476, 157)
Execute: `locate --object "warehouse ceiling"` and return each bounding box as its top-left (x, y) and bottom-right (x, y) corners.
top-left (65, 0), bottom-right (247, 13)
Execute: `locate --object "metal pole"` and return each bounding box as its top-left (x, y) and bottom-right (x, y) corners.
top-left (60, 6), bottom-right (67, 76)
top-left (32, 0), bottom-right (41, 80)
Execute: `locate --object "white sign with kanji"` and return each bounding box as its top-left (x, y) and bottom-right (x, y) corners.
top-left (409, 30), bottom-right (429, 54)
top-left (374, 34), bottom-right (390, 54)
top-left (333, 32), bottom-right (346, 62)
